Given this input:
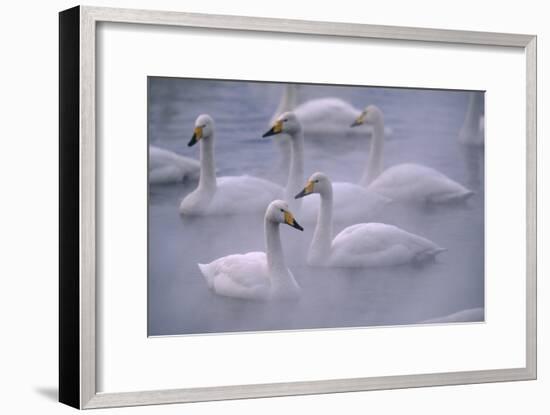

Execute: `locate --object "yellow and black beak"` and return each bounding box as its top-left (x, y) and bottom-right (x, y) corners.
top-left (262, 120), bottom-right (283, 137)
top-left (295, 181), bottom-right (314, 199)
top-left (350, 112), bottom-right (366, 128)
top-left (284, 210), bottom-right (304, 231)
top-left (188, 126), bottom-right (203, 147)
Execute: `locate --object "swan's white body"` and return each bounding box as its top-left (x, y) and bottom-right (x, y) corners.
top-left (368, 163), bottom-right (473, 203)
top-left (354, 105), bottom-right (473, 204)
top-left (198, 201), bottom-right (302, 301)
top-left (266, 111), bottom-right (390, 221)
top-left (422, 307), bottom-right (484, 324)
top-left (270, 85), bottom-right (391, 181)
top-left (296, 173), bottom-right (445, 267)
top-left (458, 92), bottom-right (484, 146)
top-left (179, 115), bottom-right (283, 216)
top-left (149, 146), bottom-right (200, 184)
top-left (300, 181), bottom-right (391, 223)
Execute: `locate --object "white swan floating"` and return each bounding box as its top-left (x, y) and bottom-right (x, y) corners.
top-left (149, 145), bottom-right (200, 184)
top-left (270, 84), bottom-right (392, 179)
top-left (421, 307), bottom-right (484, 324)
top-left (264, 111), bottom-right (390, 221)
top-left (179, 114), bottom-right (283, 216)
top-left (198, 200), bottom-right (303, 301)
top-left (351, 105), bottom-right (474, 204)
top-left (295, 172), bottom-right (446, 267)
top-left (458, 92), bottom-right (484, 146)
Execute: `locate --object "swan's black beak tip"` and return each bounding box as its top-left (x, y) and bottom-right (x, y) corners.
top-left (295, 189), bottom-right (307, 199)
top-left (350, 120), bottom-right (361, 128)
top-left (292, 220), bottom-right (304, 231)
top-left (188, 134), bottom-right (198, 147)
top-left (262, 127), bottom-right (278, 138)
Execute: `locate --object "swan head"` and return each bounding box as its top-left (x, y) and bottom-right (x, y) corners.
top-left (262, 111), bottom-right (302, 138)
top-left (188, 114), bottom-right (215, 147)
top-left (350, 105), bottom-right (383, 127)
top-left (266, 200), bottom-right (304, 231)
top-left (295, 172), bottom-right (331, 199)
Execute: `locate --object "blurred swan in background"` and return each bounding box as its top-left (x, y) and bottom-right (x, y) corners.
top-left (295, 172), bottom-right (446, 267)
top-left (351, 105), bottom-right (474, 204)
top-left (179, 114), bottom-right (283, 216)
top-left (198, 200), bottom-right (303, 301)
top-left (149, 146), bottom-right (200, 184)
top-left (264, 112), bottom-right (390, 221)
top-left (270, 84), bottom-right (392, 178)
top-left (421, 307), bottom-right (484, 324)
top-left (458, 92), bottom-right (484, 146)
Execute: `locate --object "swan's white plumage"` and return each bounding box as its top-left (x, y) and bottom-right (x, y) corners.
top-left (181, 175), bottom-right (283, 216)
top-left (297, 172), bottom-right (445, 268)
top-left (296, 98), bottom-right (359, 128)
top-left (149, 146), bottom-right (200, 184)
top-left (179, 114), bottom-right (283, 216)
top-left (329, 223), bottom-right (445, 268)
top-left (352, 105), bottom-right (473, 204)
top-left (199, 252), bottom-right (271, 300)
top-left (458, 92), bottom-right (484, 146)
top-left (300, 181), bottom-right (391, 223)
top-left (368, 163), bottom-right (473, 203)
top-left (197, 200), bottom-right (302, 301)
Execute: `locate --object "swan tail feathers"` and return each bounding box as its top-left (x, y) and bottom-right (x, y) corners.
top-left (427, 189), bottom-right (475, 204)
top-left (413, 247), bottom-right (447, 264)
top-left (198, 263), bottom-right (216, 289)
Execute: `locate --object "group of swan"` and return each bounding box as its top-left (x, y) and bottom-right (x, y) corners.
top-left (295, 172), bottom-right (446, 267)
top-left (178, 115), bottom-right (283, 215)
top-left (271, 84), bottom-right (392, 176)
top-left (182, 106), bottom-right (471, 301)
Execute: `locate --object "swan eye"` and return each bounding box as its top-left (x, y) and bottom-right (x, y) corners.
top-left (315, 180), bottom-right (320, 183)
top-left (283, 118), bottom-right (288, 122)
top-left (280, 208), bottom-right (284, 212)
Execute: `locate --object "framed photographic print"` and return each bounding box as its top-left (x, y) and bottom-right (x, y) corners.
top-left (59, 5), bottom-right (537, 409)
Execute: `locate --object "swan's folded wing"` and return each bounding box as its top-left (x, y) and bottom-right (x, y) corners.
top-left (211, 176), bottom-right (283, 213)
top-left (207, 252), bottom-right (269, 289)
top-left (149, 146), bottom-right (200, 182)
top-left (332, 223), bottom-right (397, 255)
top-left (369, 163), bottom-right (471, 202)
top-left (295, 98), bottom-right (359, 125)
top-left (301, 182), bottom-right (391, 223)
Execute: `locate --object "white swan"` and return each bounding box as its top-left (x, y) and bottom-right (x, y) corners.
top-left (264, 111), bottom-right (390, 222)
top-left (295, 172), bottom-right (446, 267)
top-left (198, 200), bottom-right (303, 301)
top-left (270, 84), bottom-right (391, 181)
top-left (263, 112), bottom-right (305, 211)
top-left (351, 105), bottom-right (474, 203)
top-left (179, 114), bottom-right (283, 216)
top-left (149, 145), bottom-right (200, 184)
top-left (458, 92), bottom-right (484, 146)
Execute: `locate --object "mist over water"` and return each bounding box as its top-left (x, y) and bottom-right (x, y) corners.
top-left (148, 78), bottom-right (485, 336)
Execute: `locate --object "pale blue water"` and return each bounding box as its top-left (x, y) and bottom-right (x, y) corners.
top-left (148, 78), bottom-right (485, 336)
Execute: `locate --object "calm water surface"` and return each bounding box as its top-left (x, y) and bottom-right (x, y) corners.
top-left (148, 78), bottom-right (485, 336)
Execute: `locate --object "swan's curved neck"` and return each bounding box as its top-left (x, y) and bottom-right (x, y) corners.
top-left (198, 135), bottom-right (217, 191)
top-left (309, 186), bottom-right (333, 264)
top-left (273, 84), bottom-right (298, 122)
top-left (360, 118), bottom-right (385, 186)
top-left (464, 93), bottom-right (482, 129)
top-left (286, 130), bottom-right (304, 207)
top-left (265, 220), bottom-right (287, 274)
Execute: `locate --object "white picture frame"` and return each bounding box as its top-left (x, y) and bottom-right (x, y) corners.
top-left (59, 5), bottom-right (537, 409)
